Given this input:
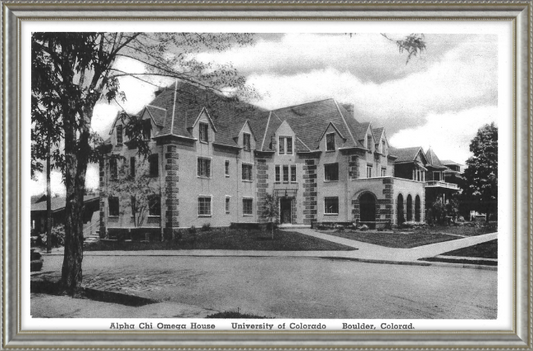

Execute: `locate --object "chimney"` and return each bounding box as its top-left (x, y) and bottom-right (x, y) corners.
top-left (341, 103), bottom-right (355, 118)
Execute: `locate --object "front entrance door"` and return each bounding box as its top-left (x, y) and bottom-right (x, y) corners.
top-left (280, 198), bottom-right (292, 224)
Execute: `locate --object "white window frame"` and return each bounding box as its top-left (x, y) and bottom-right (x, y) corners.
top-left (366, 164), bottom-right (373, 178)
top-left (324, 197), bottom-right (339, 215)
top-left (225, 160), bottom-right (230, 177)
top-left (275, 165), bottom-right (281, 182)
top-left (381, 167), bottom-right (387, 177)
top-left (242, 197), bottom-right (254, 216)
top-left (198, 196), bottom-right (212, 217)
top-left (291, 165), bottom-right (297, 183)
top-left (324, 163), bottom-right (339, 181)
top-left (199, 122), bottom-right (209, 143)
top-left (278, 136), bottom-right (293, 155)
top-left (225, 196), bottom-right (231, 214)
top-left (326, 132), bottom-right (336, 151)
top-left (243, 133), bottom-right (251, 152)
top-left (197, 157), bottom-right (212, 178)
top-left (242, 163), bottom-right (253, 181)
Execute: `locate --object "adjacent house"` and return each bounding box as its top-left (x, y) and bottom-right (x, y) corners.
top-left (99, 81), bottom-right (438, 238)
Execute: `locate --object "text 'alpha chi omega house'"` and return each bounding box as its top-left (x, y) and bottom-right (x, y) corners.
top-left (99, 81), bottom-right (460, 239)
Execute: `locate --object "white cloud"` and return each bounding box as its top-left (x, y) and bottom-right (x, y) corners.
top-left (389, 105), bottom-right (498, 164)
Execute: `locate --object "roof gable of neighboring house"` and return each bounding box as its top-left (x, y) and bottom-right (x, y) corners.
top-left (390, 146), bottom-right (427, 164)
top-left (425, 148), bottom-right (448, 169)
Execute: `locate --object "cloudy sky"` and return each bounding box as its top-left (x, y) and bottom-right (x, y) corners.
top-left (32, 32), bottom-right (498, 195)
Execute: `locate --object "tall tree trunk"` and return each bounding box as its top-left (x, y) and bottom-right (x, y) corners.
top-left (61, 103), bottom-right (92, 295)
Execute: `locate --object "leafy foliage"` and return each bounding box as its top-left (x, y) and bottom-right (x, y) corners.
top-left (104, 159), bottom-right (160, 227)
top-left (381, 33), bottom-right (427, 64)
top-left (31, 32), bottom-right (256, 294)
top-left (460, 123), bottom-right (498, 221)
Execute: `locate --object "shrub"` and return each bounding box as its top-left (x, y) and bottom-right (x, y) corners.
top-left (188, 226), bottom-right (196, 235)
top-left (39, 224), bottom-right (66, 247)
top-left (201, 223), bottom-right (211, 232)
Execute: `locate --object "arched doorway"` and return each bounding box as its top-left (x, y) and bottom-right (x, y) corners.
top-left (359, 192), bottom-right (376, 229)
top-left (415, 195), bottom-right (421, 222)
top-left (406, 195), bottom-right (413, 221)
top-left (397, 194), bottom-right (404, 225)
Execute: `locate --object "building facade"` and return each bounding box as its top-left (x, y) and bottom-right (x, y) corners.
top-left (99, 82), bottom-right (435, 238)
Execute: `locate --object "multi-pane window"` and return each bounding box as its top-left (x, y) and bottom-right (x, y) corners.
top-left (225, 160), bottom-right (230, 177)
top-left (243, 198), bottom-right (253, 216)
top-left (291, 165), bottom-right (297, 182)
top-left (279, 136), bottom-right (293, 155)
top-left (366, 164), bottom-right (373, 178)
top-left (142, 120), bottom-right (151, 140)
top-left (148, 195), bottom-right (161, 216)
top-left (283, 165), bottom-right (289, 182)
top-left (225, 197), bottom-right (231, 214)
top-left (108, 197), bottom-right (119, 216)
top-left (242, 164), bottom-right (253, 181)
top-left (116, 125), bottom-right (123, 145)
top-left (243, 133), bottom-right (251, 151)
top-left (275, 165), bottom-right (281, 182)
top-left (198, 197), bottom-right (211, 216)
top-left (324, 163), bottom-right (339, 181)
top-left (326, 133), bottom-right (335, 151)
top-left (110, 158), bottom-right (118, 180)
top-left (199, 122), bottom-right (209, 143)
top-left (381, 167), bottom-right (387, 177)
top-left (149, 154), bottom-right (158, 177)
top-left (433, 172), bottom-right (441, 181)
top-left (130, 157), bottom-right (136, 178)
top-left (197, 158), bottom-right (211, 178)
top-left (324, 197), bottom-right (339, 214)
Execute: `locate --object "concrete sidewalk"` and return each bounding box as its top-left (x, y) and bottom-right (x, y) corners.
top-left (41, 229), bottom-right (497, 270)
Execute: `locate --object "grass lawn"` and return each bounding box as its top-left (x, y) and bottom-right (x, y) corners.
top-left (84, 229), bottom-right (355, 251)
top-left (321, 230), bottom-right (459, 248)
top-left (413, 224), bottom-right (497, 237)
top-left (440, 239), bottom-right (498, 259)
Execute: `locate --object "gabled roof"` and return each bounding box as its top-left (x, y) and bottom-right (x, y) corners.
top-left (372, 127), bottom-right (384, 143)
top-left (441, 159), bottom-right (463, 167)
top-left (390, 146), bottom-right (426, 163)
top-left (425, 148), bottom-right (448, 169)
top-left (264, 98), bottom-right (366, 151)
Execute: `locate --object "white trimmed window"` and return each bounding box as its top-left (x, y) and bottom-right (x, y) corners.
top-left (366, 164), bottom-right (373, 178)
top-left (243, 133), bottom-right (251, 151)
top-left (291, 165), bottom-right (297, 182)
top-left (225, 196), bottom-right (231, 214)
top-left (116, 125), bottom-right (123, 145)
top-left (242, 163), bottom-right (253, 181)
top-left (198, 197), bottom-right (212, 217)
top-left (148, 195), bottom-right (161, 216)
top-left (279, 136), bottom-right (293, 155)
top-left (275, 165), bottom-right (281, 182)
top-left (199, 122), bottom-right (209, 143)
top-left (324, 163), bottom-right (339, 181)
top-left (283, 165), bottom-right (289, 182)
top-left (243, 198), bottom-right (253, 216)
top-left (324, 197), bottom-right (339, 215)
top-left (326, 133), bottom-right (335, 151)
top-left (381, 167), bottom-right (387, 177)
top-left (197, 158), bottom-right (211, 178)
top-left (225, 160), bottom-right (230, 177)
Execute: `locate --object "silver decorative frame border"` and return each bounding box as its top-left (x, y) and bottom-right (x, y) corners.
top-left (1, 1), bottom-right (531, 349)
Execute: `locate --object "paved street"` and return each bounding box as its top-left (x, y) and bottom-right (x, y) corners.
top-left (33, 254), bottom-right (497, 319)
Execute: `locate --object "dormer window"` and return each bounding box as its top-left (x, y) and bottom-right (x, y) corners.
top-left (142, 120), bottom-right (151, 140)
top-left (279, 136), bottom-right (293, 155)
top-left (243, 133), bottom-right (251, 152)
top-left (326, 133), bottom-right (335, 151)
top-left (367, 135), bottom-right (373, 152)
top-left (199, 122), bottom-right (208, 143)
top-left (116, 125), bottom-right (123, 145)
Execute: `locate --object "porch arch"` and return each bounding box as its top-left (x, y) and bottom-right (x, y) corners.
top-left (397, 194), bottom-right (405, 225)
top-left (415, 195), bottom-right (421, 222)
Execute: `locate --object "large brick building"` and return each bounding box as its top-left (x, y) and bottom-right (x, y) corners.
top-left (99, 81), bottom-right (459, 238)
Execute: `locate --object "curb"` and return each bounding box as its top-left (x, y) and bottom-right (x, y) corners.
top-left (42, 251), bottom-right (497, 271)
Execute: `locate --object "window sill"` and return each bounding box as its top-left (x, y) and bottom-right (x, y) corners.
top-left (324, 213), bottom-right (339, 216)
top-left (243, 214), bottom-right (253, 217)
top-left (197, 176), bottom-right (211, 179)
top-left (225, 175), bottom-right (230, 178)
top-left (324, 179), bottom-right (339, 182)
top-left (199, 140), bottom-right (208, 144)
top-left (325, 149), bottom-right (335, 153)
top-left (198, 215), bottom-right (212, 218)
top-left (242, 180), bottom-right (253, 183)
